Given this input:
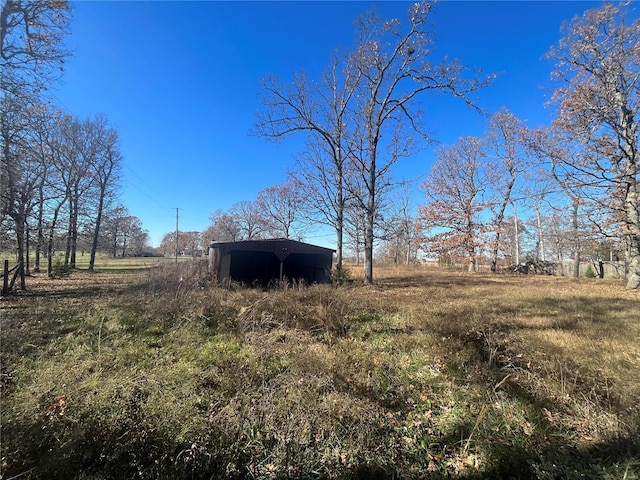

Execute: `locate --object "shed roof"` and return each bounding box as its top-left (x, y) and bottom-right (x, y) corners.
top-left (208, 238), bottom-right (335, 286)
top-left (209, 238), bottom-right (335, 261)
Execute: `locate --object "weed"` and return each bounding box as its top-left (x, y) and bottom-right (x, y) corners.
top-left (330, 266), bottom-right (352, 285)
top-left (50, 258), bottom-right (73, 278)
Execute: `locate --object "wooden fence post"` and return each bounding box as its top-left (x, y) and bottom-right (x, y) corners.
top-left (2, 260), bottom-right (8, 295)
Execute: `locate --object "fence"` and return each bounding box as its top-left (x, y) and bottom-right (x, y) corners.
top-left (559, 259), bottom-right (627, 279)
top-left (1, 259), bottom-right (23, 295)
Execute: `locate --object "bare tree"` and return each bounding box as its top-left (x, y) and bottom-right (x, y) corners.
top-left (24, 103), bottom-right (62, 273)
top-left (100, 207), bottom-right (147, 258)
top-left (87, 116), bottom-right (122, 272)
top-left (103, 205), bottom-right (128, 258)
top-left (118, 215), bottom-right (141, 258)
top-left (1, 0), bottom-right (70, 288)
top-left (485, 109), bottom-right (528, 272)
top-left (204, 209), bottom-right (242, 243)
top-left (289, 134), bottom-right (357, 270)
top-left (343, 199), bottom-right (366, 265)
top-left (419, 137), bottom-right (489, 272)
top-left (255, 180), bottom-right (307, 240)
top-left (44, 125), bottom-right (69, 276)
top-left (527, 129), bottom-right (596, 277)
top-left (547, 2), bottom-right (640, 289)
top-left (378, 184), bottom-right (419, 265)
top-left (0, 0), bottom-right (70, 94)
top-left (1, 95), bottom-right (41, 282)
top-left (229, 200), bottom-right (265, 240)
top-left (255, 51), bottom-right (359, 270)
top-left (57, 116), bottom-right (98, 268)
top-left (346, 3), bottom-right (492, 283)
top-left (517, 165), bottom-right (560, 265)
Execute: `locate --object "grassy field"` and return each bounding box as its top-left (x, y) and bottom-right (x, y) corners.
top-left (1, 262), bottom-right (639, 479)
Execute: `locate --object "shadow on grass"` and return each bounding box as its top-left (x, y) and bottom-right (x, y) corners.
top-left (441, 385), bottom-right (640, 479)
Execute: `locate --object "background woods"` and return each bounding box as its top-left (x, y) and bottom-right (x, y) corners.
top-left (1, 0), bottom-right (147, 287)
top-left (1, 1), bottom-right (639, 289)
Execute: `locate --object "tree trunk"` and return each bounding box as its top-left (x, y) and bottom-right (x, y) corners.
top-left (571, 200), bottom-right (580, 278)
top-left (112, 223), bottom-right (119, 258)
top-left (364, 205), bottom-right (374, 283)
top-left (13, 213), bottom-right (26, 290)
top-left (47, 199), bottom-right (65, 277)
top-left (513, 204), bottom-right (520, 266)
top-left (490, 237), bottom-right (500, 273)
top-left (468, 257), bottom-right (477, 273)
top-left (624, 175), bottom-right (640, 288)
top-left (89, 184), bottom-right (107, 272)
top-left (490, 185), bottom-right (515, 273)
top-left (65, 185), bottom-right (79, 268)
top-left (364, 157), bottom-right (376, 284)
top-left (65, 195), bottom-right (74, 265)
top-left (25, 225), bottom-right (30, 276)
top-left (536, 206), bottom-right (545, 262)
top-left (335, 222), bottom-right (343, 272)
top-left (406, 238), bottom-right (411, 265)
top-left (34, 183), bottom-right (45, 273)
top-left (335, 177), bottom-right (344, 272)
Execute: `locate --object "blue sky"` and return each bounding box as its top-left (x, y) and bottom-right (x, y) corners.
top-left (53, 0), bottom-right (607, 248)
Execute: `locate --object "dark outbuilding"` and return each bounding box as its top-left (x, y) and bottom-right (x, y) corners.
top-left (208, 238), bottom-right (334, 286)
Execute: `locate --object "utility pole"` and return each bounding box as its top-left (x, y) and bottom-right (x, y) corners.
top-left (175, 207), bottom-right (179, 264)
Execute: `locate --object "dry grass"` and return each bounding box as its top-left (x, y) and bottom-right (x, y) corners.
top-left (1, 263), bottom-right (639, 479)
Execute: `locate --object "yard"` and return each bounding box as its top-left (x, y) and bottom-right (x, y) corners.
top-left (1, 262), bottom-right (639, 479)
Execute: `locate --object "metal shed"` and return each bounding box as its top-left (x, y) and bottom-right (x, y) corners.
top-left (208, 238), bottom-right (334, 286)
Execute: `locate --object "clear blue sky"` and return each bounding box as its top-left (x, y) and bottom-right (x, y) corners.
top-left (53, 0), bottom-right (608, 248)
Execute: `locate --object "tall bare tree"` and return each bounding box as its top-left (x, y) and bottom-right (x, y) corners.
top-left (289, 134), bottom-right (356, 270)
top-left (346, 2), bottom-right (491, 283)
top-left (204, 209), bottom-right (242, 243)
top-left (229, 200), bottom-right (265, 240)
top-left (527, 128), bottom-right (597, 277)
top-left (1, 91), bottom-right (41, 287)
top-left (547, 2), bottom-right (640, 289)
top-left (1, 0), bottom-right (70, 288)
top-left (255, 51), bottom-right (359, 270)
top-left (485, 109), bottom-right (527, 272)
top-left (419, 136), bottom-right (489, 272)
top-left (24, 103), bottom-right (62, 273)
top-left (57, 116), bottom-right (98, 268)
top-left (255, 180), bottom-right (307, 240)
top-left (87, 115), bottom-right (122, 272)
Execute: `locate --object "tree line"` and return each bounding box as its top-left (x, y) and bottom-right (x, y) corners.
top-left (1, 0), bottom-right (148, 290)
top-left (3, 1), bottom-right (638, 289)
top-left (239, 1), bottom-right (638, 288)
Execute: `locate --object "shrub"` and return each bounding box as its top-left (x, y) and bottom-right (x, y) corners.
top-left (330, 266), bottom-right (352, 285)
top-left (50, 259), bottom-right (73, 278)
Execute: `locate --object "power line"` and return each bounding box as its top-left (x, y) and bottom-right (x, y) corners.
top-left (123, 164), bottom-right (173, 210)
